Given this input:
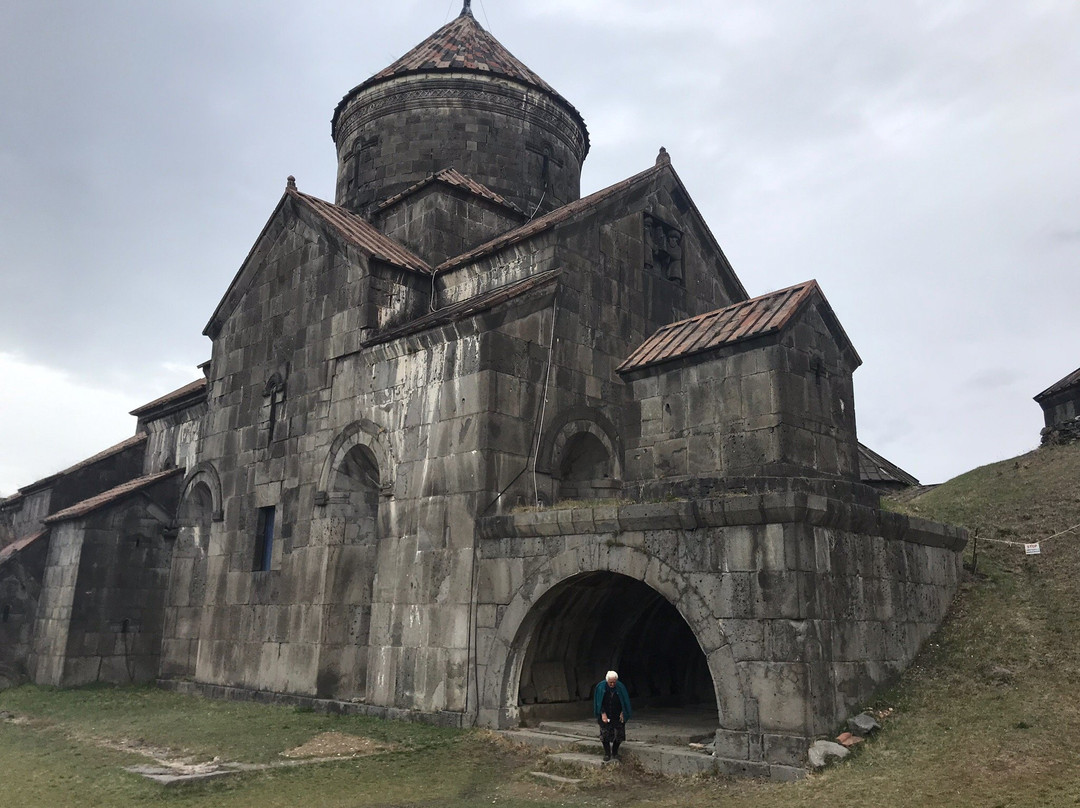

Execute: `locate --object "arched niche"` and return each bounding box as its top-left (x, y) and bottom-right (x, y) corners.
top-left (538, 409), bottom-right (623, 503)
top-left (313, 422), bottom-right (390, 700)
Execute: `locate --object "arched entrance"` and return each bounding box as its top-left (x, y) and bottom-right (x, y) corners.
top-left (161, 480), bottom-right (214, 679)
top-left (514, 572), bottom-right (718, 727)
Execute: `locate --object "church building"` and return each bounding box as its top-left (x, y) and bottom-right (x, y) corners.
top-left (0, 5), bottom-right (964, 778)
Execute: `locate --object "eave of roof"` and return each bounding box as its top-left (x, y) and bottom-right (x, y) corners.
top-left (858, 443), bottom-right (920, 487)
top-left (618, 282), bottom-right (828, 373)
top-left (43, 468), bottom-right (184, 525)
top-left (374, 168), bottom-right (525, 217)
top-left (8, 433), bottom-right (148, 500)
top-left (331, 10), bottom-right (588, 154)
top-left (362, 268), bottom-right (561, 350)
top-left (0, 529), bottom-right (48, 566)
top-left (1035, 366), bottom-right (1080, 402)
top-left (130, 378), bottom-right (207, 418)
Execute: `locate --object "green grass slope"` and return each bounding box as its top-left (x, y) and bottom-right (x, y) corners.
top-left (1, 442), bottom-right (1078, 807)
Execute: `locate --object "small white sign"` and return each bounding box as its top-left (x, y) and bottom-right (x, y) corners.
top-left (1025, 543), bottom-right (1042, 555)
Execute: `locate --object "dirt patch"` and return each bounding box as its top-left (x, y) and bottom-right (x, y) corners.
top-left (281, 731), bottom-right (395, 759)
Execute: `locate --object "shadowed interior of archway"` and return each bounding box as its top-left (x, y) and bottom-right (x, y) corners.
top-left (517, 571), bottom-right (717, 724)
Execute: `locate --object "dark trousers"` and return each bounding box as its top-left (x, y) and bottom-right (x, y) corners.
top-left (598, 719), bottom-right (626, 756)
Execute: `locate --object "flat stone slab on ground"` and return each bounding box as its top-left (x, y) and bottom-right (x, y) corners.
top-left (530, 771), bottom-right (583, 785)
top-left (549, 752), bottom-right (608, 769)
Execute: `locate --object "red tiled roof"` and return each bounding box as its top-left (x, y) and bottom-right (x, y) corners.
top-left (130, 378), bottom-right (207, 417)
top-left (436, 164), bottom-right (664, 273)
top-left (1035, 366), bottom-right (1080, 402)
top-left (375, 168), bottom-right (525, 217)
top-left (363, 269), bottom-right (561, 349)
top-left (858, 443), bottom-right (920, 487)
top-left (618, 281), bottom-right (832, 373)
top-left (9, 434), bottom-right (149, 500)
top-left (43, 468), bottom-right (183, 525)
top-left (332, 9), bottom-right (587, 148)
top-left (0, 529), bottom-right (47, 566)
top-left (289, 188), bottom-right (432, 275)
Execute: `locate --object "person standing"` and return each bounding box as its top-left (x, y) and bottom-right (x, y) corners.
top-left (594, 670), bottom-right (632, 761)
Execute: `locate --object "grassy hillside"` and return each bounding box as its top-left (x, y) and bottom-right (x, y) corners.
top-left (1, 442), bottom-right (1079, 807)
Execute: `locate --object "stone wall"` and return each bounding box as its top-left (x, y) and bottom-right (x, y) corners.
top-left (1039, 387), bottom-right (1080, 445)
top-left (475, 493), bottom-right (964, 779)
top-left (374, 185), bottom-right (523, 267)
top-left (0, 536), bottom-right (49, 685)
top-left (28, 475), bottom-right (179, 687)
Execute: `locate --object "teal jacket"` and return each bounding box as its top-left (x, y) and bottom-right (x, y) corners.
top-left (593, 679), bottom-right (632, 721)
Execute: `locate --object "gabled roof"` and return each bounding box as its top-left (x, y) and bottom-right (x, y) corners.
top-left (437, 163), bottom-right (663, 273)
top-left (289, 188), bottom-right (432, 274)
top-left (363, 269), bottom-right (561, 349)
top-left (332, 9), bottom-right (587, 150)
top-left (43, 468), bottom-right (183, 525)
top-left (858, 443), bottom-right (920, 487)
top-left (1035, 366), bottom-right (1080, 402)
top-left (375, 168), bottom-right (525, 217)
top-left (617, 281), bottom-right (860, 373)
top-left (2, 434), bottom-right (148, 506)
top-left (434, 161), bottom-right (748, 304)
top-left (204, 182), bottom-right (431, 337)
top-left (130, 378), bottom-right (207, 418)
top-left (0, 529), bottom-right (47, 566)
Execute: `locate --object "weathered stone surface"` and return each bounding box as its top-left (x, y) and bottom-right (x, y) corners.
top-left (848, 712), bottom-right (881, 736)
top-left (808, 740), bottom-right (850, 768)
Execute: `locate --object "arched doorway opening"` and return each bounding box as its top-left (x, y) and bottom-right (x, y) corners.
top-left (515, 572), bottom-right (717, 730)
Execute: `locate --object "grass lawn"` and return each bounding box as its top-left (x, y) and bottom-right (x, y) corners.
top-left (2, 442), bottom-right (1079, 807)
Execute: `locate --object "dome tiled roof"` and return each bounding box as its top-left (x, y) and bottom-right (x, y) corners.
top-left (333, 7), bottom-right (583, 136)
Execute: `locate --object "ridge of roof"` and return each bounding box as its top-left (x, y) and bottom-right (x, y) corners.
top-left (857, 443), bottom-right (920, 487)
top-left (130, 378), bottom-right (207, 418)
top-left (374, 168), bottom-right (526, 217)
top-left (436, 163), bottom-right (664, 273)
top-left (361, 268), bottom-right (561, 350)
top-left (7, 433), bottom-right (149, 501)
top-left (332, 12), bottom-right (587, 151)
top-left (617, 281), bottom-right (829, 373)
top-left (43, 467), bottom-right (184, 525)
top-left (1035, 366), bottom-right (1080, 402)
top-left (289, 188), bottom-right (433, 275)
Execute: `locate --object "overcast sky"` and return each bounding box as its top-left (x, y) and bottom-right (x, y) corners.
top-left (1, 0), bottom-right (1078, 495)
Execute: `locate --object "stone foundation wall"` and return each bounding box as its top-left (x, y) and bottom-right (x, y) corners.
top-left (475, 492), bottom-right (964, 779)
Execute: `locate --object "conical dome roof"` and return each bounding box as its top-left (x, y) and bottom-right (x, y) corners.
top-left (332, 7), bottom-right (585, 142)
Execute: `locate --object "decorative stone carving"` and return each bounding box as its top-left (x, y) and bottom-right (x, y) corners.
top-left (643, 213), bottom-right (684, 284)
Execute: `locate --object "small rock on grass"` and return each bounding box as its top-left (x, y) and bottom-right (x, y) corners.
top-left (848, 712), bottom-right (881, 736)
top-left (808, 741), bottom-right (850, 768)
top-left (836, 732), bottom-right (864, 748)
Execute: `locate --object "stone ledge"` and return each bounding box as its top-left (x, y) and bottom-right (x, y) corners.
top-left (157, 679), bottom-right (470, 728)
top-left (480, 492), bottom-right (966, 552)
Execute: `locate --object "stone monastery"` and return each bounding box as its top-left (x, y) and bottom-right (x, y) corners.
top-left (0, 4), bottom-right (963, 778)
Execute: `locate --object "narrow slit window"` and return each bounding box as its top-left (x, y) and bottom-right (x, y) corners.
top-left (254, 506), bottom-right (276, 571)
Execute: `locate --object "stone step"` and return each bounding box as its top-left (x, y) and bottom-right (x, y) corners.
top-left (621, 743), bottom-right (719, 777)
top-left (537, 720), bottom-right (714, 746)
top-left (548, 752), bottom-right (608, 769)
top-left (497, 729), bottom-right (587, 751)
